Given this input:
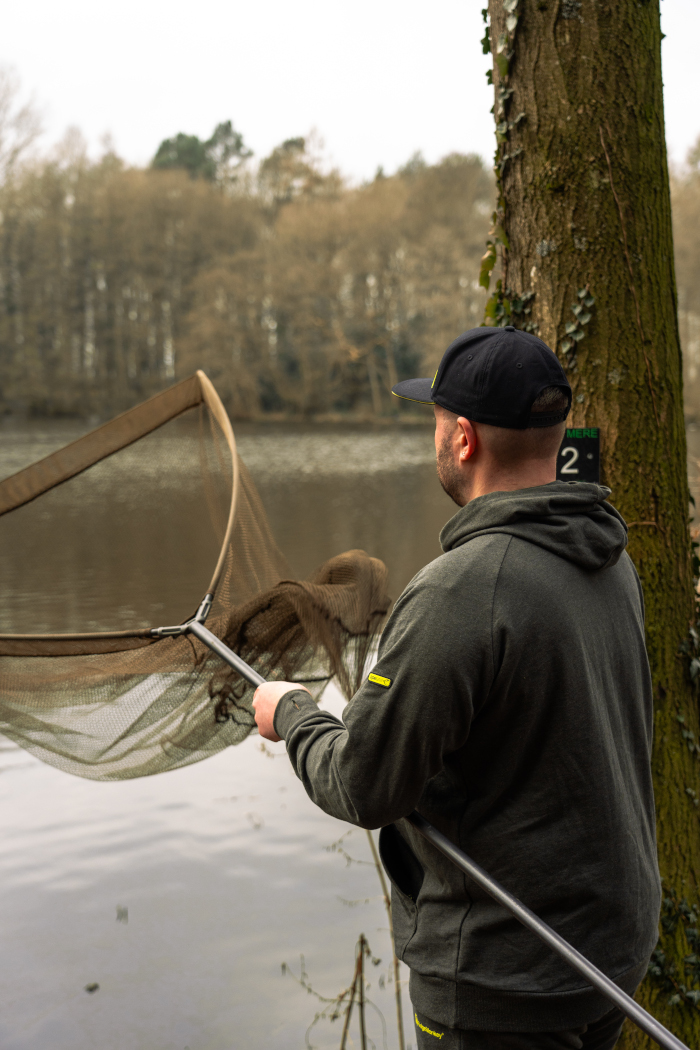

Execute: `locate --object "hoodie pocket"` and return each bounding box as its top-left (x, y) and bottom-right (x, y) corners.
top-left (379, 823), bottom-right (425, 902)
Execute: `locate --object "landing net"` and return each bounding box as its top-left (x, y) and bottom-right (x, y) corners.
top-left (0, 372), bottom-right (389, 780)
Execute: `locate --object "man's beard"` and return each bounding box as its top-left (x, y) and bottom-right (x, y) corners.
top-left (436, 432), bottom-right (465, 506)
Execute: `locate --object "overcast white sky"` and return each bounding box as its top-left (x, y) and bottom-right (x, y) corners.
top-left (2, 0), bottom-right (699, 181)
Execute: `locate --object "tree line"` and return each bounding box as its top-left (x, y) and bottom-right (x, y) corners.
top-left (0, 125), bottom-right (492, 418)
top-left (0, 114), bottom-right (699, 419)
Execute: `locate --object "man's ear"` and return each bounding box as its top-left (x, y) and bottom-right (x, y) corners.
top-left (457, 417), bottom-right (478, 462)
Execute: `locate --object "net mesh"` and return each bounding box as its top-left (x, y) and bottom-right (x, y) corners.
top-left (0, 372), bottom-right (390, 780)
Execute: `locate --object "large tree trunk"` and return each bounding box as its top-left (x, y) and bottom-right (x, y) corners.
top-left (484, 2), bottom-right (700, 1045)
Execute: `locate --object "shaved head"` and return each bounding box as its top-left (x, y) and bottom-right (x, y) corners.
top-left (470, 419), bottom-right (566, 467)
top-left (434, 389), bottom-right (567, 506)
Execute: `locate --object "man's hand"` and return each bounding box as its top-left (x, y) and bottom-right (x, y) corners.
top-left (253, 682), bottom-right (311, 742)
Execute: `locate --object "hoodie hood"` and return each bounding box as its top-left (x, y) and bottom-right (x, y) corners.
top-left (439, 482), bottom-right (628, 571)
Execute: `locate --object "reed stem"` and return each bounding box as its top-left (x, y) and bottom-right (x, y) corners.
top-left (358, 934), bottom-right (367, 1050)
top-left (339, 945), bottom-right (361, 1050)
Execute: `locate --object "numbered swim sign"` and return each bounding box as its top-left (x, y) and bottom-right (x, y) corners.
top-left (556, 427), bottom-right (600, 484)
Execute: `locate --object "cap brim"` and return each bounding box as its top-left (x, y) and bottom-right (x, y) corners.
top-left (391, 378), bottom-right (435, 405)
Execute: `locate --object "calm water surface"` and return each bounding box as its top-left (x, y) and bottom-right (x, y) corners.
top-left (4, 418), bottom-right (696, 1050)
top-left (0, 418), bottom-right (453, 1050)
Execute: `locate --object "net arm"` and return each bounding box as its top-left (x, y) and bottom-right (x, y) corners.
top-left (0, 370), bottom-right (237, 654)
top-left (0, 373), bottom-right (207, 517)
top-left (196, 371), bottom-right (239, 599)
top-left (176, 622), bottom-right (687, 1050)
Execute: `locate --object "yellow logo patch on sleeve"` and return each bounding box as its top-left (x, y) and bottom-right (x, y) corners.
top-left (368, 672), bottom-right (392, 688)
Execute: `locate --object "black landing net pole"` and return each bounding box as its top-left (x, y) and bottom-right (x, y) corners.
top-left (183, 619), bottom-right (689, 1050)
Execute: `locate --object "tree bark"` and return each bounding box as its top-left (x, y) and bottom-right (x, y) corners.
top-left (485, 2), bottom-right (700, 1045)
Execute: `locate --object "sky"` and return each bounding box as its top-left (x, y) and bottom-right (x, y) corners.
top-left (2, 0), bottom-right (699, 181)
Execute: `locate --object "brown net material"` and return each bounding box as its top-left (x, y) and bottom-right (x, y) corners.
top-left (0, 373), bottom-right (389, 780)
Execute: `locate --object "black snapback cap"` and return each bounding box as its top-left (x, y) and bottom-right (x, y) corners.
top-left (392, 326), bottom-right (571, 429)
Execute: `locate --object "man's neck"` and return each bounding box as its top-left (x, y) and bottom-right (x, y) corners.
top-left (464, 464), bottom-right (557, 504)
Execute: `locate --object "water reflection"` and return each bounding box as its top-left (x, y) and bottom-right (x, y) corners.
top-left (0, 418), bottom-right (452, 634)
top-left (0, 417), bottom-right (449, 1050)
top-left (2, 416), bottom-right (698, 1049)
top-left (0, 416), bottom-right (227, 634)
top-left (238, 423), bottom-right (452, 596)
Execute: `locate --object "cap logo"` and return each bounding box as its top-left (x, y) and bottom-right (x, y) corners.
top-left (431, 369), bottom-right (438, 389)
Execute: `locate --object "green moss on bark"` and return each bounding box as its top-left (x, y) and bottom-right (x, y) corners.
top-left (485, 2), bottom-right (700, 1045)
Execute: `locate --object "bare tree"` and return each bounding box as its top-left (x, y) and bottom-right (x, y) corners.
top-left (0, 67), bottom-right (42, 182)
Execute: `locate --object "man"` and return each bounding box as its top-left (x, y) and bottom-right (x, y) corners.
top-left (253, 326), bottom-right (660, 1050)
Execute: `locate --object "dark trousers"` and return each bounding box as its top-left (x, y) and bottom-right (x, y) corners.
top-left (412, 1006), bottom-right (625, 1050)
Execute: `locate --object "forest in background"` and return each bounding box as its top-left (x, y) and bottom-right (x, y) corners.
top-left (1, 103), bottom-right (699, 420)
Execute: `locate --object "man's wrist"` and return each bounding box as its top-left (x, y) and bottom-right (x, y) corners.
top-left (273, 688), bottom-right (318, 740)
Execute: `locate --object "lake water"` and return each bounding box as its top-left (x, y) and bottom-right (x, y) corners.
top-left (3, 416), bottom-right (699, 1050)
top-left (0, 417), bottom-right (454, 1050)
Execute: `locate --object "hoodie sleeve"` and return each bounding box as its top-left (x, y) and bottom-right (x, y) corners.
top-left (273, 546), bottom-right (501, 829)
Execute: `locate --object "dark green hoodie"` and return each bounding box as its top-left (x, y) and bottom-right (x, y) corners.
top-left (274, 482), bottom-right (660, 1032)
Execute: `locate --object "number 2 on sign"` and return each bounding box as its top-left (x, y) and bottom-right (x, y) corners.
top-left (560, 446), bottom-right (579, 474)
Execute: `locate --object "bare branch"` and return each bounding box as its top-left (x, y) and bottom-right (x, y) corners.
top-left (0, 67), bottom-right (43, 181)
